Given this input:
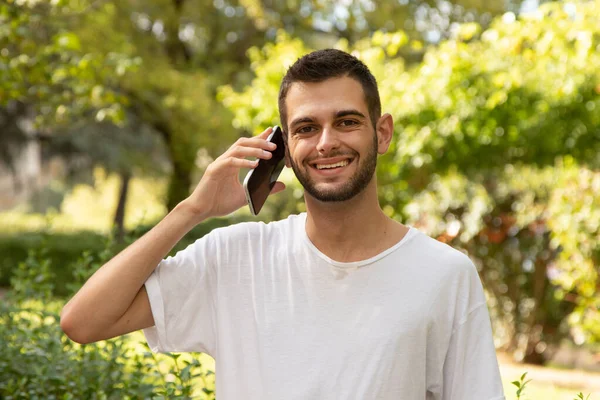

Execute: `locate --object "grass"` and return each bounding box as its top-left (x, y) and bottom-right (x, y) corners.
top-left (0, 167), bottom-right (168, 234)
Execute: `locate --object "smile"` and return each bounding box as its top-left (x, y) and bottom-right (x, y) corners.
top-left (314, 160), bottom-right (350, 170)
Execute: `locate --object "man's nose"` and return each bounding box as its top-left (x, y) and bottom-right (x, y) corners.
top-left (316, 127), bottom-right (340, 154)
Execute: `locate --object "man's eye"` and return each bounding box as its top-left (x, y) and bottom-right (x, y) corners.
top-left (340, 119), bottom-right (358, 126)
top-left (297, 126), bottom-right (314, 134)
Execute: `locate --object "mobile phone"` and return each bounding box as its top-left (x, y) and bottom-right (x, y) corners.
top-left (242, 126), bottom-right (286, 215)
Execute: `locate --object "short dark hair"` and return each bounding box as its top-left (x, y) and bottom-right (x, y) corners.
top-left (278, 49), bottom-right (381, 138)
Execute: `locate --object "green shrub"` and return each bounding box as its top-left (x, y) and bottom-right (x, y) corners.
top-left (1, 244), bottom-right (216, 399)
top-left (0, 298), bottom-right (216, 399)
top-left (0, 300), bottom-right (157, 399)
top-left (0, 231), bottom-right (106, 294)
top-left (0, 215), bottom-right (246, 296)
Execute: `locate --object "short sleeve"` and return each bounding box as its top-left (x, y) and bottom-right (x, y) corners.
top-left (441, 303), bottom-right (505, 400)
top-left (143, 233), bottom-right (218, 356)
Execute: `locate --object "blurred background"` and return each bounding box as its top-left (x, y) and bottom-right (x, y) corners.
top-left (1, 0), bottom-right (599, 398)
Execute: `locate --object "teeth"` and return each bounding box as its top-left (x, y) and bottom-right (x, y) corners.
top-left (315, 160), bottom-right (349, 170)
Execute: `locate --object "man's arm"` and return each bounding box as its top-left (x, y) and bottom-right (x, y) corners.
top-left (60, 127), bottom-right (285, 344)
top-left (60, 202), bottom-right (203, 344)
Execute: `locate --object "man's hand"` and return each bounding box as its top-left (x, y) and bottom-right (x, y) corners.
top-left (184, 127), bottom-right (286, 220)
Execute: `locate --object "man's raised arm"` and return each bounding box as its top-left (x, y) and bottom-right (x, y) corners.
top-left (60, 128), bottom-right (284, 344)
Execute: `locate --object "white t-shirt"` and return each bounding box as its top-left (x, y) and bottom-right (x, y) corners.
top-left (144, 213), bottom-right (505, 400)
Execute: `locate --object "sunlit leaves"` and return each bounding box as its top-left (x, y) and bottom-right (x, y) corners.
top-left (547, 163), bottom-right (600, 342)
top-left (0, 0), bottom-right (138, 125)
top-left (218, 31), bottom-right (311, 132)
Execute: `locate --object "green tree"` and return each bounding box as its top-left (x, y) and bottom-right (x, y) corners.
top-left (1, 0), bottom-right (144, 235)
top-left (0, 1), bottom-right (134, 124)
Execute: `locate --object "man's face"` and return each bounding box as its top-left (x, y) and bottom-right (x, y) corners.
top-left (284, 76), bottom-right (379, 202)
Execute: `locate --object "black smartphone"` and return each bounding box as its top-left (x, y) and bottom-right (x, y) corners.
top-left (242, 126), bottom-right (286, 215)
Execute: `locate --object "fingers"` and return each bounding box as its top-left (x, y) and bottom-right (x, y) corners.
top-left (229, 157), bottom-right (259, 169)
top-left (235, 134), bottom-right (277, 151)
top-left (228, 145), bottom-right (273, 160)
top-left (270, 181), bottom-right (286, 195)
top-left (224, 127), bottom-right (278, 161)
top-left (209, 156), bottom-right (258, 172)
top-left (210, 127), bottom-right (279, 174)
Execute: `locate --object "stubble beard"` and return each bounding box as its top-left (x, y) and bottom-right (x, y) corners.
top-left (288, 134), bottom-right (378, 203)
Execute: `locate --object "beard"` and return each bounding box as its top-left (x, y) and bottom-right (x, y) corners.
top-left (288, 134), bottom-right (378, 202)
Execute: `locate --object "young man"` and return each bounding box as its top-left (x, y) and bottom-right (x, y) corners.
top-left (61, 49), bottom-right (505, 399)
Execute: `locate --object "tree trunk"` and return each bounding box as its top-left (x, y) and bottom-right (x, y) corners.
top-left (113, 170), bottom-right (131, 242)
top-left (166, 158), bottom-right (191, 211)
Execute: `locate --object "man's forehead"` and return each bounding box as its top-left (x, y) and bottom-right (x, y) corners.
top-left (286, 76), bottom-right (363, 96)
top-left (286, 77), bottom-right (368, 117)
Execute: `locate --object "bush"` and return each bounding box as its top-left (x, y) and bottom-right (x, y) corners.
top-left (1, 245), bottom-right (216, 399)
top-left (0, 231), bottom-right (106, 295)
top-left (0, 215), bottom-right (246, 296)
top-left (0, 298), bottom-right (216, 399)
top-left (0, 300), bottom-right (157, 399)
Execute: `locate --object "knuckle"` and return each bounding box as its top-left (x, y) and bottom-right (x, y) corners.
top-left (203, 164), bottom-right (216, 177)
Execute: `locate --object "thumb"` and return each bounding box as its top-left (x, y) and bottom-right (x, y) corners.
top-left (270, 181), bottom-right (286, 195)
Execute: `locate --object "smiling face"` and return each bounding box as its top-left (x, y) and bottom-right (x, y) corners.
top-left (284, 76), bottom-right (381, 202)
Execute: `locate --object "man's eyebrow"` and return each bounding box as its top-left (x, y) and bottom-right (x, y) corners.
top-left (289, 116), bottom-right (315, 129)
top-left (335, 109), bottom-right (366, 119)
top-left (289, 110), bottom-right (366, 129)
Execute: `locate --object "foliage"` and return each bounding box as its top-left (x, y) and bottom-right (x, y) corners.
top-left (0, 0), bottom-right (137, 125)
top-left (546, 162), bottom-right (600, 344)
top-left (0, 210), bottom-right (245, 296)
top-left (1, 244), bottom-right (216, 399)
top-left (0, 299), bottom-right (216, 399)
top-left (0, 231), bottom-right (106, 294)
top-left (0, 300), bottom-right (155, 399)
top-left (511, 372), bottom-right (532, 399)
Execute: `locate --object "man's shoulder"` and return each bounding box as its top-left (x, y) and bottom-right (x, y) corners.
top-left (410, 228), bottom-right (469, 259)
top-left (407, 227), bottom-right (475, 274)
top-left (209, 213), bottom-right (305, 242)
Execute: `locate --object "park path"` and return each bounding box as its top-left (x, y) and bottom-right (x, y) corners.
top-left (499, 353), bottom-right (600, 394)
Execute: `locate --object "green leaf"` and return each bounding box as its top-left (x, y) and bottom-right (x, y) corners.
top-left (54, 32), bottom-right (81, 51)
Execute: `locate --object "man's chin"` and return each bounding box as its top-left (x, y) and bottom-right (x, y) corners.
top-left (305, 184), bottom-right (360, 203)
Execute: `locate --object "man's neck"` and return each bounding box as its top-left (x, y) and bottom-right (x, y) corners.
top-left (303, 182), bottom-right (407, 263)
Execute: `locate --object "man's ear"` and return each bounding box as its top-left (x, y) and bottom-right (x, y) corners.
top-left (376, 113), bottom-right (394, 154)
top-left (285, 152), bottom-right (291, 168)
top-left (283, 139), bottom-right (291, 168)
